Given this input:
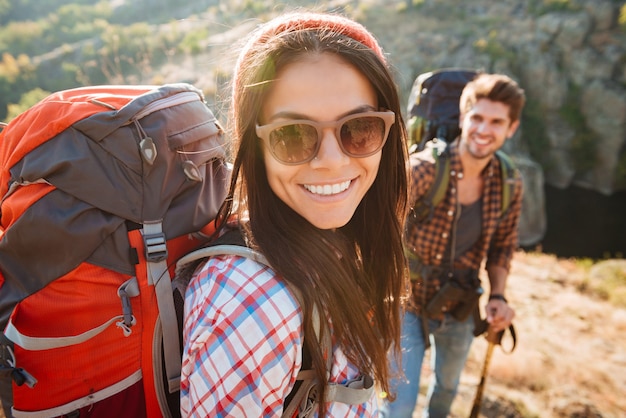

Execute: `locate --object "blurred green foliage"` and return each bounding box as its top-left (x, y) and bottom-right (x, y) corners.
top-left (528, 0), bottom-right (581, 15)
top-left (0, 0), bottom-right (219, 122)
top-left (6, 87), bottom-right (50, 121)
top-left (0, 0), bottom-right (306, 122)
top-left (577, 259), bottom-right (626, 308)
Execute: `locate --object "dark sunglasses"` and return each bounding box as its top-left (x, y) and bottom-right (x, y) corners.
top-left (255, 110), bottom-right (395, 165)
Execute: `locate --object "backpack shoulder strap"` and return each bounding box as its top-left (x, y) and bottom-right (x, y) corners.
top-left (409, 144), bottom-right (450, 225)
top-left (494, 150), bottom-right (517, 217)
top-left (174, 235), bottom-right (374, 417)
top-left (430, 147), bottom-right (451, 209)
top-left (176, 243), bottom-right (269, 271)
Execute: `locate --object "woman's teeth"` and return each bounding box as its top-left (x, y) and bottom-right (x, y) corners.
top-left (304, 180), bottom-right (351, 195)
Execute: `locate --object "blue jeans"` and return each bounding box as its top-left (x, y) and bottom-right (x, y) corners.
top-left (380, 311), bottom-right (474, 418)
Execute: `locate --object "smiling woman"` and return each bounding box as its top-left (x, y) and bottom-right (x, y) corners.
top-left (179, 11), bottom-right (410, 418)
top-left (260, 53), bottom-right (386, 230)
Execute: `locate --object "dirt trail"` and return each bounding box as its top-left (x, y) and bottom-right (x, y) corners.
top-left (410, 251), bottom-right (626, 418)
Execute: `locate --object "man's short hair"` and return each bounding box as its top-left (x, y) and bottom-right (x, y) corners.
top-left (460, 73), bottom-right (526, 123)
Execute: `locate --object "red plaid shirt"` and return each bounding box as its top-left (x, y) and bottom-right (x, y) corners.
top-left (181, 254), bottom-right (379, 417)
top-left (405, 140), bottom-right (523, 314)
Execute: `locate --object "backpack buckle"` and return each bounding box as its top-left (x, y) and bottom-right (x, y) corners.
top-left (0, 344), bottom-right (37, 388)
top-left (144, 231), bottom-right (168, 262)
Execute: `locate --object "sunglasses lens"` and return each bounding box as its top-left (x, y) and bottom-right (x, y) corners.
top-left (340, 116), bottom-right (387, 156)
top-left (268, 123), bottom-right (318, 164)
top-left (261, 113), bottom-right (391, 164)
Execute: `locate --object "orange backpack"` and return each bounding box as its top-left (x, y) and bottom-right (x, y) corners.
top-left (0, 84), bottom-right (229, 417)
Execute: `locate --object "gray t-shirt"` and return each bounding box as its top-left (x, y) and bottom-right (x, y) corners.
top-left (443, 199), bottom-right (483, 265)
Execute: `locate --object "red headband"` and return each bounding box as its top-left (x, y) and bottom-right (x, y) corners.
top-left (231, 12), bottom-right (386, 128)
top-left (241, 12), bottom-right (386, 65)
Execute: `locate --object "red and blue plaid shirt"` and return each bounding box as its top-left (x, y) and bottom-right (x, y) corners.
top-left (181, 254), bottom-right (379, 417)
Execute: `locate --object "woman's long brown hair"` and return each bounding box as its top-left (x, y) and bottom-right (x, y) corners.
top-left (217, 13), bottom-right (409, 414)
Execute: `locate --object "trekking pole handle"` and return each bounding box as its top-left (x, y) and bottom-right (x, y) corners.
top-left (486, 326), bottom-right (504, 345)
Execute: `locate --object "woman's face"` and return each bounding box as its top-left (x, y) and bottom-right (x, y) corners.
top-left (259, 53), bottom-right (383, 230)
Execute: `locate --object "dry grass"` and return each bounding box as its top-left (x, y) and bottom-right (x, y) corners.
top-left (439, 251), bottom-right (626, 418)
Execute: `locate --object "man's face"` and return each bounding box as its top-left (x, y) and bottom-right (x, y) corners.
top-left (459, 98), bottom-right (519, 160)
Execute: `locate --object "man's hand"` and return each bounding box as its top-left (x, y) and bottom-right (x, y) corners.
top-left (485, 298), bottom-right (515, 333)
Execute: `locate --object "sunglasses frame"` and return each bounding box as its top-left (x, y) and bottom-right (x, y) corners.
top-left (255, 110), bottom-right (395, 165)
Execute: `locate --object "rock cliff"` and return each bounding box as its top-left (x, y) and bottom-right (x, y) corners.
top-left (357, 0), bottom-right (625, 246)
top-left (372, 0), bottom-right (625, 198)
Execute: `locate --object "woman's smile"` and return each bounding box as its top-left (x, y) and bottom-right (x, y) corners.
top-left (303, 179), bottom-right (352, 196)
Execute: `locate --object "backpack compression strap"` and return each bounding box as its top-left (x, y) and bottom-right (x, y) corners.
top-left (142, 221), bottom-right (181, 394)
top-left (175, 245), bottom-right (375, 417)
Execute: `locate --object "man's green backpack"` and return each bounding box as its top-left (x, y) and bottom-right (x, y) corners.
top-left (410, 144), bottom-right (517, 225)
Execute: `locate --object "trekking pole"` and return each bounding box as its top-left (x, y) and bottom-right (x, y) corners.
top-left (469, 326), bottom-right (502, 418)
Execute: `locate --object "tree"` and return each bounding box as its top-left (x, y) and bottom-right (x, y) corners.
top-left (5, 88), bottom-right (50, 122)
top-left (0, 53), bottom-right (37, 121)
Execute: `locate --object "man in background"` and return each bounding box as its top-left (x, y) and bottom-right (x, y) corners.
top-left (385, 73), bottom-right (525, 417)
